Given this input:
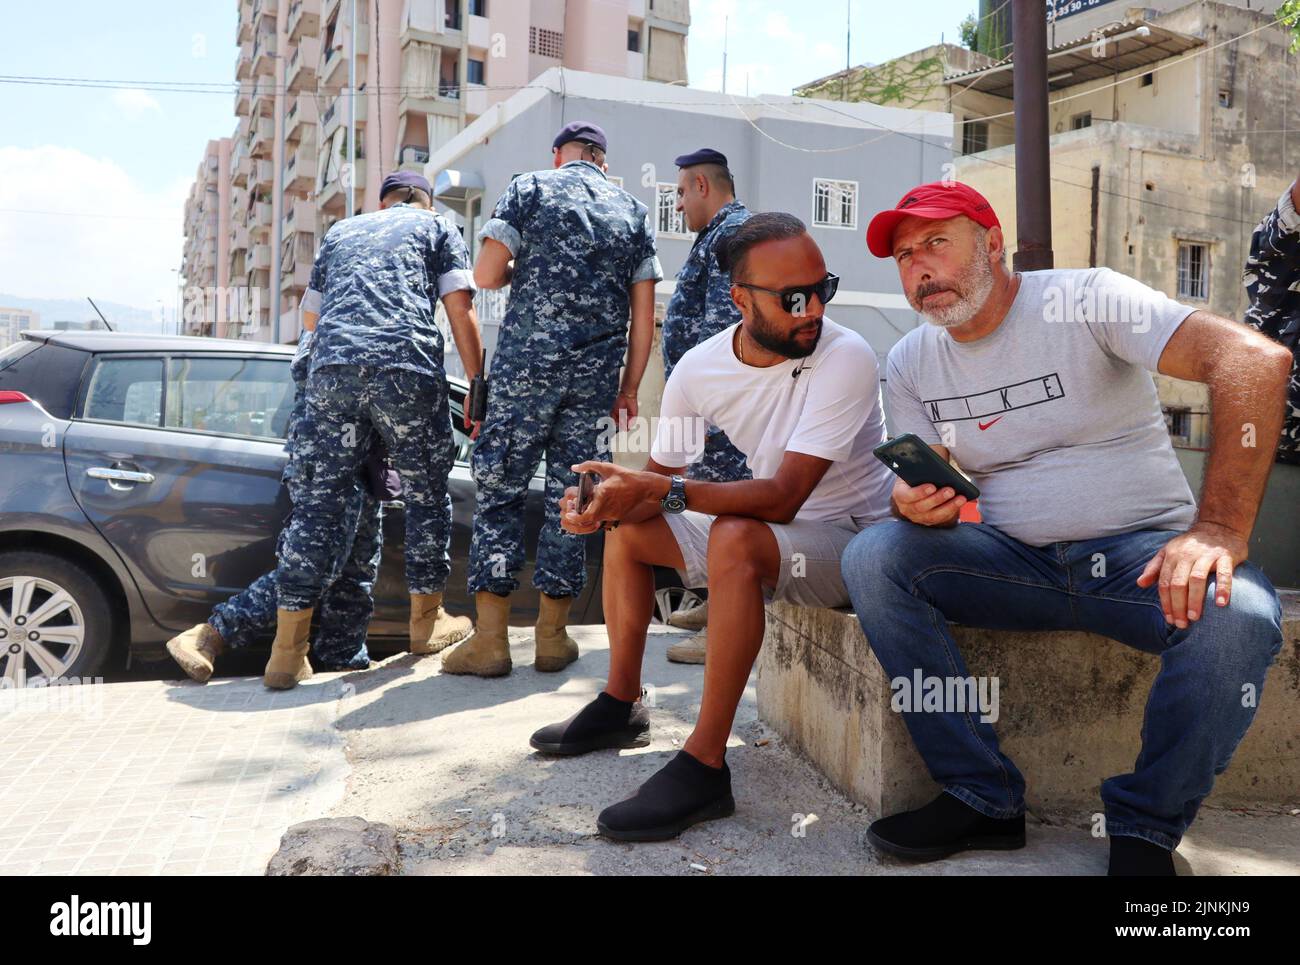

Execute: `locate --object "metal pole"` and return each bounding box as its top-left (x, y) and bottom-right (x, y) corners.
top-left (1010, 0), bottom-right (1054, 271)
top-left (273, 58), bottom-right (287, 343)
top-left (347, 0), bottom-right (357, 217)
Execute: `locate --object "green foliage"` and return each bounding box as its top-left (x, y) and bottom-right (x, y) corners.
top-left (796, 55), bottom-right (947, 108)
top-left (1282, 0), bottom-right (1300, 53)
top-left (959, 12), bottom-right (979, 51)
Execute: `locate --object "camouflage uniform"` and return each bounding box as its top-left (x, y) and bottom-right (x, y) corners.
top-left (469, 159), bottom-right (662, 596)
top-left (208, 329), bottom-right (380, 668)
top-left (275, 204), bottom-right (473, 611)
top-left (661, 198), bottom-right (753, 483)
top-left (1244, 186), bottom-right (1300, 465)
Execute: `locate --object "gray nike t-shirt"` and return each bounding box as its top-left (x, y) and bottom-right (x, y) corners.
top-left (885, 267), bottom-right (1198, 546)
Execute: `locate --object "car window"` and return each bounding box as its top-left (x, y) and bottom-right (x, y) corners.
top-left (83, 358), bottom-right (164, 426)
top-left (0, 340), bottom-right (38, 373)
top-left (166, 356), bottom-right (293, 439)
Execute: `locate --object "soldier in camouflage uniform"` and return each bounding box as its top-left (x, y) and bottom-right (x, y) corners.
top-left (264, 171), bottom-right (485, 690)
top-left (442, 121), bottom-right (662, 678)
top-left (659, 148), bottom-right (753, 665)
top-left (1243, 175), bottom-right (1300, 466)
top-left (164, 327), bottom-right (381, 682)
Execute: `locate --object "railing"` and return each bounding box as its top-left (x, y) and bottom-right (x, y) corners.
top-left (400, 144), bottom-right (430, 164)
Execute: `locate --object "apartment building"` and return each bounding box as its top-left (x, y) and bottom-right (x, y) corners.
top-left (0, 307), bottom-right (40, 351)
top-left (182, 0), bottom-right (690, 343)
top-left (180, 138), bottom-right (234, 337)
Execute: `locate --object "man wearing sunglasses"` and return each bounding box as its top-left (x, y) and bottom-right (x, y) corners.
top-left (529, 212), bottom-right (896, 841)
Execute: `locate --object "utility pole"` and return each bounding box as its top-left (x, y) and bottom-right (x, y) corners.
top-left (272, 54), bottom-right (288, 344)
top-left (347, 0), bottom-right (357, 217)
top-left (844, 1), bottom-right (850, 101)
top-left (1011, 0), bottom-right (1054, 271)
top-left (722, 16), bottom-right (728, 94)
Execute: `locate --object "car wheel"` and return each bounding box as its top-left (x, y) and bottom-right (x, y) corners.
top-left (0, 551), bottom-right (114, 683)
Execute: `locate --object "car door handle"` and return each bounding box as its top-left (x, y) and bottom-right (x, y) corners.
top-left (87, 467), bottom-right (155, 485)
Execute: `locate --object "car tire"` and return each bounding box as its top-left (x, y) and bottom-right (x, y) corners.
top-left (0, 551), bottom-right (115, 681)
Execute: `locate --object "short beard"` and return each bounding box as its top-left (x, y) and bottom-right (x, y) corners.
top-left (749, 300), bottom-right (822, 359)
top-left (912, 252), bottom-right (995, 329)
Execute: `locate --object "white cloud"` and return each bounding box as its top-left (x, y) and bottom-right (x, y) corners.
top-left (111, 88), bottom-right (163, 121)
top-left (0, 145), bottom-right (189, 319)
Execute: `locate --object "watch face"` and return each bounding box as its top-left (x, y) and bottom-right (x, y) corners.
top-left (663, 496), bottom-right (687, 514)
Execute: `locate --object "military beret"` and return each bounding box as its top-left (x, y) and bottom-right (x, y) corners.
top-left (674, 148), bottom-right (729, 169)
top-left (552, 121), bottom-right (608, 153)
top-left (379, 170), bottom-right (433, 201)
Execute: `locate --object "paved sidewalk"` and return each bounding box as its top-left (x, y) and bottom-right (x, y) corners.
top-left (3, 625), bottom-right (1297, 875)
top-left (0, 676), bottom-right (351, 875)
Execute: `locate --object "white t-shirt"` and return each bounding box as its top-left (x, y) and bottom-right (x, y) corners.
top-left (885, 267), bottom-right (1198, 546)
top-left (651, 317), bottom-right (895, 525)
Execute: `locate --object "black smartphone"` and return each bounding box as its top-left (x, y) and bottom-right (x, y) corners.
top-left (873, 433), bottom-right (980, 501)
top-left (577, 470), bottom-right (600, 513)
top-left (467, 350), bottom-right (488, 423)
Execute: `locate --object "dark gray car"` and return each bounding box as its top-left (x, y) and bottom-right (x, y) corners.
top-left (0, 330), bottom-right (625, 681)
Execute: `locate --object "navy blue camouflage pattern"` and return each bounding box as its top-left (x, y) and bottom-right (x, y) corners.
top-left (277, 365), bottom-right (455, 610)
top-left (479, 160), bottom-right (661, 365)
top-left (469, 159), bottom-right (662, 596)
top-left (306, 203), bottom-right (474, 378)
top-left (208, 331), bottom-right (378, 668)
top-left (1243, 187), bottom-right (1300, 465)
top-left (661, 198), bottom-right (752, 483)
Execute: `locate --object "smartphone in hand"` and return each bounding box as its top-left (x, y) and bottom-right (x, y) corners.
top-left (873, 433), bottom-right (980, 501)
top-left (577, 470), bottom-right (601, 513)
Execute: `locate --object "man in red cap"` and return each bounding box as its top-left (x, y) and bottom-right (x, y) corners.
top-left (842, 180), bottom-right (1292, 875)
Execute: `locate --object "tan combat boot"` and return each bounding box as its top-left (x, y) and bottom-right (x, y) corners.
top-left (166, 623), bottom-right (225, 683)
top-left (264, 608), bottom-right (315, 690)
top-left (440, 591), bottom-right (512, 677)
top-left (534, 594), bottom-right (579, 673)
top-left (666, 628), bottom-right (708, 665)
top-left (668, 600), bottom-right (709, 631)
top-left (409, 592), bottom-right (473, 655)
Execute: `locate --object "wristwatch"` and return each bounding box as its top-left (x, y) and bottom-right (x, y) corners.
top-left (661, 474), bottom-right (687, 515)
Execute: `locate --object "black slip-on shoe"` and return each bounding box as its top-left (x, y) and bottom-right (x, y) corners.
top-left (529, 692), bottom-right (651, 755)
top-left (597, 751), bottom-right (735, 842)
top-left (866, 791), bottom-right (1026, 862)
top-left (1107, 835), bottom-right (1176, 876)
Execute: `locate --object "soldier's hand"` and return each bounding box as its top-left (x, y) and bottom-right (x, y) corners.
top-left (559, 485), bottom-right (602, 534)
top-left (463, 406), bottom-right (482, 441)
top-left (611, 392), bottom-right (637, 430)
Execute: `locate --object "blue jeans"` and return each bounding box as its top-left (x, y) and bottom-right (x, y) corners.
top-left (840, 521), bottom-right (1284, 850)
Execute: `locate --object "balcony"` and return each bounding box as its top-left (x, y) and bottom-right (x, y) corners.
top-left (321, 93), bottom-right (365, 142)
top-left (321, 27), bottom-right (367, 93)
top-left (238, 0), bottom-right (254, 43)
top-left (250, 80), bottom-right (274, 117)
top-left (254, 0), bottom-right (279, 31)
top-left (236, 39), bottom-right (254, 80)
top-left (249, 115), bottom-right (274, 159)
top-left (232, 223), bottom-right (250, 251)
top-left (280, 261), bottom-right (313, 292)
top-left (234, 82), bottom-right (250, 117)
top-left (232, 152), bottom-right (251, 188)
top-left (251, 244), bottom-right (272, 272)
top-left (252, 30), bottom-right (277, 77)
top-left (287, 36), bottom-right (322, 93)
top-left (398, 144), bottom-right (429, 173)
top-left (286, 136), bottom-right (318, 192)
top-left (288, 0), bottom-right (321, 41)
top-left (318, 158), bottom-right (366, 214)
top-left (286, 94), bottom-right (319, 141)
top-left (283, 196), bottom-right (316, 234)
top-left (251, 158), bottom-right (274, 192)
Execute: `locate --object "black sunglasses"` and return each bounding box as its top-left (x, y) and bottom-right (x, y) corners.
top-left (735, 273), bottom-right (839, 315)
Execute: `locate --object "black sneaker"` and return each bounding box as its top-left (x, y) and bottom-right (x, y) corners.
top-left (1108, 835), bottom-right (1176, 876)
top-left (866, 792), bottom-right (1026, 862)
top-left (529, 692), bottom-right (651, 755)
top-left (597, 751), bottom-right (735, 842)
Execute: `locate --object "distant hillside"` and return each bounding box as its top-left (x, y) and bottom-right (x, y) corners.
top-left (0, 293), bottom-right (172, 334)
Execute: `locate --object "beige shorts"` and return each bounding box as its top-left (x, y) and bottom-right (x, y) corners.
top-left (662, 510), bottom-right (864, 609)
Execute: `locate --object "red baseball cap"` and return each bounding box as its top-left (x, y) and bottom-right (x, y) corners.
top-left (865, 181), bottom-right (1001, 258)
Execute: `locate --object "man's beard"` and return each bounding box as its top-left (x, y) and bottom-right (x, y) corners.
top-left (749, 301), bottom-right (822, 359)
top-left (910, 252), bottom-right (995, 329)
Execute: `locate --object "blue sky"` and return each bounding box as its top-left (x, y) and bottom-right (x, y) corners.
top-left (0, 0), bottom-right (978, 318)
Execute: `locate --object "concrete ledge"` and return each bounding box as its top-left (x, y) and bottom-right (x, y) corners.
top-left (756, 593), bottom-right (1300, 818)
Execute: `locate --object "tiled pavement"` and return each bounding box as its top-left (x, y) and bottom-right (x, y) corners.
top-left (0, 674), bottom-right (353, 875)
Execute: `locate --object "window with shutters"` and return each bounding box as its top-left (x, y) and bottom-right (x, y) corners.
top-left (811, 178), bottom-right (858, 230)
top-left (655, 183), bottom-right (690, 239)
